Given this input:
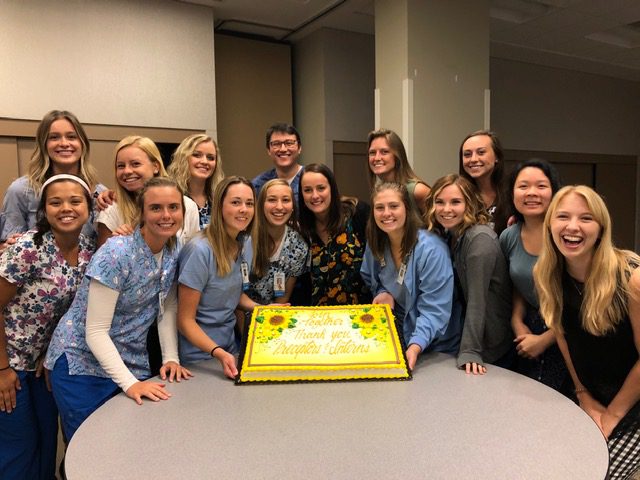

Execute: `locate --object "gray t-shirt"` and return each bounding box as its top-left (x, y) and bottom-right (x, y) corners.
top-left (499, 223), bottom-right (538, 308)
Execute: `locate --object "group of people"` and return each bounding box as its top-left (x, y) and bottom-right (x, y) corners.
top-left (0, 110), bottom-right (637, 480)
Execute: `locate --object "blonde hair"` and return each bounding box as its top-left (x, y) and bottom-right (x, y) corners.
top-left (534, 185), bottom-right (640, 335)
top-left (167, 134), bottom-right (224, 204)
top-left (27, 110), bottom-right (98, 193)
top-left (253, 179), bottom-right (296, 278)
top-left (113, 136), bottom-right (167, 227)
top-left (424, 174), bottom-right (489, 238)
top-left (203, 176), bottom-right (257, 277)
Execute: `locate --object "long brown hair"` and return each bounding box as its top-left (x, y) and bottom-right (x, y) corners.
top-left (367, 129), bottom-right (425, 188)
top-left (298, 163), bottom-right (356, 241)
top-left (366, 183), bottom-right (422, 261)
top-left (27, 110), bottom-right (98, 193)
top-left (203, 176), bottom-right (257, 277)
top-left (458, 130), bottom-right (507, 233)
top-left (253, 179), bottom-right (297, 278)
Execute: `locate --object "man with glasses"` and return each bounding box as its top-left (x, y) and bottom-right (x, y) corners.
top-left (252, 123), bottom-right (304, 201)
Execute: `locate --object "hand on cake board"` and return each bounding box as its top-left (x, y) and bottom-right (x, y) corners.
top-left (372, 291), bottom-right (395, 310)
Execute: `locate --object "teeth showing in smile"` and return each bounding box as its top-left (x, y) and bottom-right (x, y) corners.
top-left (563, 235), bottom-right (582, 244)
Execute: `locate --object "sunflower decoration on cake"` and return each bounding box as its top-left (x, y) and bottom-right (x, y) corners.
top-left (350, 306), bottom-right (388, 343)
top-left (254, 310), bottom-right (298, 343)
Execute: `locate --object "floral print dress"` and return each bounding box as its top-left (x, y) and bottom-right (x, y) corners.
top-left (0, 231), bottom-right (95, 371)
top-left (309, 205), bottom-right (371, 306)
top-left (246, 226), bottom-right (308, 305)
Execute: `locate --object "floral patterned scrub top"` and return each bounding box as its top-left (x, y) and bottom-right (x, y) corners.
top-left (0, 230), bottom-right (95, 371)
top-left (246, 226), bottom-right (308, 305)
top-left (310, 203), bottom-right (371, 306)
top-left (44, 228), bottom-right (178, 380)
top-left (197, 200), bottom-right (211, 230)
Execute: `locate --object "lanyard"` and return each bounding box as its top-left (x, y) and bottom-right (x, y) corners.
top-left (380, 250), bottom-right (411, 285)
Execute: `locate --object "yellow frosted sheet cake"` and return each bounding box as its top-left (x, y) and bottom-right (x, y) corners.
top-left (237, 304), bottom-right (410, 383)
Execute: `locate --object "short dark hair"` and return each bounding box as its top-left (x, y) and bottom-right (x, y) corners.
top-left (507, 158), bottom-right (562, 223)
top-left (265, 123), bottom-right (301, 148)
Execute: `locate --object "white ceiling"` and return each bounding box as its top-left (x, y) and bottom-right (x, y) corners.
top-left (179, 0), bottom-right (640, 81)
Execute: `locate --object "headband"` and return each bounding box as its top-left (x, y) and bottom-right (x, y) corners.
top-left (41, 174), bottom-right (91, 195)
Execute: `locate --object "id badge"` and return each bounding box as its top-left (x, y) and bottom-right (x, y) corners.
top-left (158, 291), bottom-right (166, 316)
top-left (241, 261), bottom-right (250, 291)
top-left (273, 271), bottom-right (286, 298)
top-left (396, 262), bottom-right (407, 285)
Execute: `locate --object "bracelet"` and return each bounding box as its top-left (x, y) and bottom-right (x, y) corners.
top-left (0, 365), bottom-right (11, 372)
top-left (210, 346), bottom-right (222, 357)
top-left (575, 387), bottom-right (587, 395)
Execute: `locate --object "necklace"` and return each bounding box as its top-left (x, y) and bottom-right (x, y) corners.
top-left (570, 277), bottom-right (583, 296)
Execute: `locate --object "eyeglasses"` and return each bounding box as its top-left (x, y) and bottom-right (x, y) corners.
top-left (269, 139), bottom-right (298, 149)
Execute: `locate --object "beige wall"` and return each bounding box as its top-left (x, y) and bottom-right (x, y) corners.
top-left (491, 57), bottom-right (640, 155)
top-left (375, 0), bottom-right (490, 186)
top-left (215, 34), bottom-right (293, 179)
top-left (0, 0), bottom-right (217, 133)
top-left (374, 0), bottom-right (408, 134)
top-left (0, 119), bottom-right (202, 192)
top-left (294, 28), bottom-right (375, 169)
top-left (491, 57), bottom-right (640, 248)
top-left (293, 30), bottom-right (327, 166)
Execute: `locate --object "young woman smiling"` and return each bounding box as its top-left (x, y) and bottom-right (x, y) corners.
top-left (299, 163), bottom-right (371, 306)
top-left (45, 177), bottom-right (192, 442)
top-left (458, 130), bottom-right (508, 234)
top-left (361, 183), bottom-right (460, 371)
top-left (0, 175), bottom-right (95, 479)
top-left (96, 135), bottom-right (199, 247)
top-left (244, 179), bottom-right (308, 309)
top-left (367, 129), bottom-right (430, 214)
top-left (1, 110), bottom-right (104, 243)
top-left (177, 176), bottom-right (257, 379)
top-left (167, 134), bottom-right (224, 229)
top-left (499, 159), bottom-right (569, 393)
top-left (425, 175), bottom-right (513, 375)
top-left (534, 186), bottom-right (640, 479)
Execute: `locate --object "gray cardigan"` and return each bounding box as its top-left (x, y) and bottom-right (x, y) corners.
top-left (452, 225), bottom-right (513, 368)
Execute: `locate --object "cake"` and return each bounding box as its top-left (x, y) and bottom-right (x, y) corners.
top-left (237, 304), bottom-right (411, 383)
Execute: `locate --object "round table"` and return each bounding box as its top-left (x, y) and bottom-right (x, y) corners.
top-left (65, 353), bottom-right (608, 479)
